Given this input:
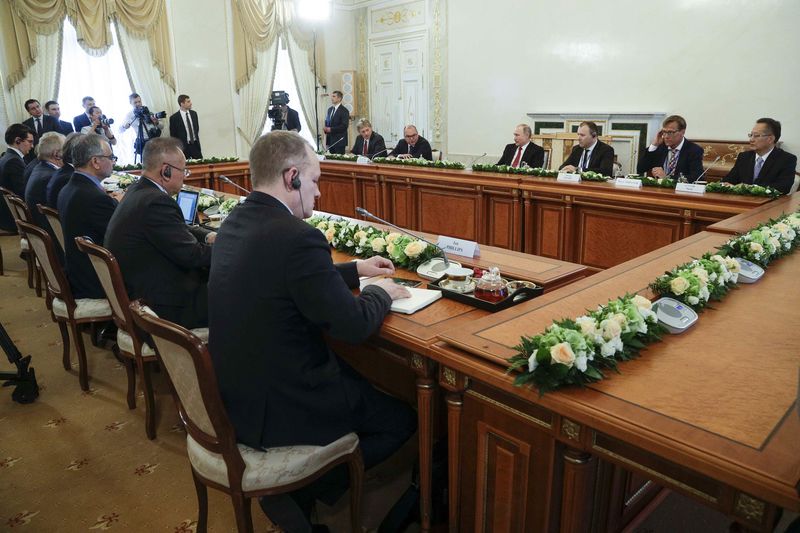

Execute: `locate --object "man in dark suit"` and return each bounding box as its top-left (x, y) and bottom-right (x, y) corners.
top-left (323, 90), bottom-right (349, 154)
top-left (24, 132), bottom-right (65, 229)
top-left (168, 94), bottom-right (202, 160)
top-left (389, 124), bottom-right (433, 160)
top-left (637, 114), bottom-right (704, 182)
top-left (0, 124), bottom-right (35, 232)
top-left (350, 118), bottom-right (387, 159)
top-left (723, 118), bottom-right (797, 194)
top-left (46, 132), bottom-right (82, 208)
top-left (497, 124), bottom-right (544, 168)
top-left (57, 134), bottom-right (119, 299)
top-left (45, 101), bottom-right (75, 135)
top-left (72, 96), bottom-right (95, 133)
top-left (106, 137), bottom-right (215, 329)
top-left (22, 99), bottom-right (59, 163)
top-left (285, 105), bottom-right (301, 132)
top-left (560, 121), bottom-right (615, 176)
top-left (209, 131), bottom-right (417, 531)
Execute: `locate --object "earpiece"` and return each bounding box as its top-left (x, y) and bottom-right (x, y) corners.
top-left (290, 171), bottom-right (301, 190)
top-left (164, 165), bottom-right (172, 179)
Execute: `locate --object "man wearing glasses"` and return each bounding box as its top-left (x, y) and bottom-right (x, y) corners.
top-left (637, 115), bottom-right (704, 182)
top-left (389, 124), bottom-right (433, 160)
top-left (57, 134), bottom-right (120, 298)
top-left (723, 118), bottom-right (797, 194)
top-left (0, 124), bottom-right (35, 232)
top-left (106, 137), bottom-right (215, 329)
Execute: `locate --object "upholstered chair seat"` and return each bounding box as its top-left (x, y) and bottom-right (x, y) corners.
top-left (52, 297), bottom-right (111, 319)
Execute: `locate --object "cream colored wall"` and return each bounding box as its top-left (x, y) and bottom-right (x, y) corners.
top-left (446, 0), bottom-right (800, 159)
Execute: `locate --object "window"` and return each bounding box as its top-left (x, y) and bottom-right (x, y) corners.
top-left (58, 18), bottom-right (136, 164)
top-left (263, 38), bottom-right (315, 147)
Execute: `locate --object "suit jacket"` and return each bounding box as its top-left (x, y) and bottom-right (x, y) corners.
top-left (637, 139), bottom-right (705, 182)
top-left (57, 119), bottom-right (75, 135)
top-left (351, 132), bottom-right (387, 159)
top-left (209, 191), bottom-right (393, 449)
top-left (25, 161), bottom-right (58, 229)
top-left (0, 148), bottom-right (26, 232)
top-left (169, 109), bottom-right (201, 148)
top-left (286, 106), bottom-right (301, 132)
top-left (22, 115), bottom-right (59, 143)
top-left (723, 148), bottom-right (797, 195)
top-left (106, 177), bottom-right (212, 328)
top-left (46, 163), bottom-right (74, 208)
top-left (57, 172), bottom-right (118, 298)
top-left (497, 142), bottom-right (545, 168)
top-left (324, 104), bottom-right (349, 153)
top-left (389, 136), bottom-right (433, 161)
top-left (560, 140), bottom-right (615, 177)
top-left (73, 113), bottom-right (91, 133)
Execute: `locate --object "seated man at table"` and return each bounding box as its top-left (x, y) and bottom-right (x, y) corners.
top-left (209, 131), bottom-right (417, 532)
top-left (46, 132), bottom-right (82, 208)
top-left (723, 118), bottom-right (797, 195)
top-left (389, 124), bottom-right (433, 160)
top-left (25, 131), bottom-right (65, 229)
top-left (637, 114), bottom-right (704, 181)
top-left (497, 124), bottom-right (544, 168)
top-left (559, 121), bottom-right (614, 176)
top-left (350, 118), bottom-right (387, 159)
top-left (106, 137), bottom-right (215, 328)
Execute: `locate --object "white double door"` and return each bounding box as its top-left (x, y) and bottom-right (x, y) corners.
top-left (370, 33), bottom-right (428, 148)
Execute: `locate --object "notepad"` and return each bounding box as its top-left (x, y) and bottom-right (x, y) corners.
top-left (390, 287), bottom-right (442, 314)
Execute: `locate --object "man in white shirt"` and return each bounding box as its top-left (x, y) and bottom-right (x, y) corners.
top-left (169, 94), bottom-right (203, 160)
top-left (121, 93), bottom-right (163, 155)
top-left (497, 124), bottom-right (545, 168)
top-left (723, 118), bottom-right (797, 194)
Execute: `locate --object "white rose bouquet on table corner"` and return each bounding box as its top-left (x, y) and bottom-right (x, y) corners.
top-left (716, 212), bottom-right (800, 267)
top-left (649, 253), bottom-right (739, 311)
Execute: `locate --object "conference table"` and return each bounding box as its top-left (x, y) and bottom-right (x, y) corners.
top-left (180, 162), bottom-right (798, 531)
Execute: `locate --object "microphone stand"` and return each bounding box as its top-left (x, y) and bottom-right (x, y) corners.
top-left (325, 136), bottom-right (345, 153)
top-left (218, 174), bottom-right (251, 195)
top-left (694, 156), bottom-right (721, 184)
top-left (468, 152), bottom-right (488, 168)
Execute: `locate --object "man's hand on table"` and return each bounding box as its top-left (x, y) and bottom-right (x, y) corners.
top-left (357, 256), bottom-right (395, 277)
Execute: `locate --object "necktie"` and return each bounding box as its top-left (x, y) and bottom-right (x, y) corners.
top-left (186, 112), bottom-right (194, 142)
top-left (666, 149), bottom-right (678, 176)
top-left (362, 138), bottom-right (368, 156)
top-left (511, 146), bottom-right (523, 168)
top-left (754, 156), bottom-right (764, 182)
top-left (581, 149), bottom-right (590, 171)
top-left (35, 117), bottom-right (41, 136)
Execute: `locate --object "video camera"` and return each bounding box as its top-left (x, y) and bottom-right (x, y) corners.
top-left (268, 91), bottom-right (290, 131)
top-left (133, 106), bottom-right (164, 140)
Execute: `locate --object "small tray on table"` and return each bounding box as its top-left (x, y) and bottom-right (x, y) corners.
top-left (427, 275), bottom-right (543, 312)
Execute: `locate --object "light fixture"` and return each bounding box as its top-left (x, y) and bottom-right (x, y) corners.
top-left (297, 0), bottom-right (331, 22)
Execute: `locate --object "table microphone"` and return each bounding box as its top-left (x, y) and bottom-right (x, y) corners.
top-left (355, 207), bottom-right (450, 271)
top-left (370, 148), bottom-right (389, 159)
top-left (468, 152), bottom-right (488, 168)
top-left (694, 156), bottom-right (721, 184)
top-left (218, 175), bottom-right (251, 195)
top-left (325, 137), bottom-right (345, 152)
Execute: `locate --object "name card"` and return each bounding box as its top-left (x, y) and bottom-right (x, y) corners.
top-left (557, 172), bottom-right (582, 183)
top-left (200, 188), bottom-right (216, 196)
top-left (356, 155), bottom-right (372, 165)
top-left (614, 177), bottom-right (643, 189)
top-left (316, 154), bottom-right (326, 161)
top-left (675, 183), bottom-right (706, 194)
top-left (437, 235), bottom-right (480, 258)
top-left (239, 196), bottom-right (247, 203)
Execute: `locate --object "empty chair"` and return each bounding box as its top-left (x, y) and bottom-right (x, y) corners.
top-left (16, 221), bottom-right (112, 391)
top-left (1, 187), bottom-right (38, 290)
top-left (129, 301), bottom-right (364, 533)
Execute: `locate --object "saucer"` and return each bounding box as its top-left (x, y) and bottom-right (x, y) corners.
top-left (439, 279), bottom-right (476, 294)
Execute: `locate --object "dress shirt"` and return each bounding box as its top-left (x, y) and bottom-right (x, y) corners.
top-left (72, 171), bottom-right (105, 192)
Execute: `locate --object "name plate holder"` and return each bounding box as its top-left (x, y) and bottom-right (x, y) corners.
top-left (356, 155), bottom-right (372, 165)
top-left (614, 177), bottom-right (643, 189)
top-left (437, 235), bottom-right (480, 258)
top-left (675, 183), bottom-right (706, 194)
top-left (200, 188), bottom-right (217, 196)
top-left (557, 172), bottom-right (582, 183)
top-left (316, 154), bottom-right (326, 161)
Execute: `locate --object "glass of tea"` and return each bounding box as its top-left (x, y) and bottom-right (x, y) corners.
top-left (474, 267), bottom-right (508, 302)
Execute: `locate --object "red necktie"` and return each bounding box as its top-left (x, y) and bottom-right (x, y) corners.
top-left (511, 146), bottom-right (523, 168)
top-left (362, 138), bottom-right (368, 155)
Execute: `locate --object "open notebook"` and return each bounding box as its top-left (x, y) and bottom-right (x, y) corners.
top-left (359, 278), bottom-right (442, 314)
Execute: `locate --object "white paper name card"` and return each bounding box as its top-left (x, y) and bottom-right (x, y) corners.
top-left (437, 236), bottom-right (480, 258)
top-left (614, 177), bottom-right (643, 189)
top-left (557, 172), bottom-right (581, 183)
top-left (239, 196), bottom-right (247, 203)
top-left (317, 154), bottom-right (326, 161)
top-left (356, 155), bottom-right (372, 165)
top-left (675, 183), bottom-right (706, 194)
top-left (200, 188), bottom-right (216, 196)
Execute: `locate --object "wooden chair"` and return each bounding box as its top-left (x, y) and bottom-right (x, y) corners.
top-left (76, 237), bottom-right (209, 440)
top-left (129, 301), bottom-right (364, 533)
top-left (0, 187), bottom-right (38, 291)
top-left (37, 204), bottom-right (65, 252)
top-left (16, 221), bottom-right (112, 391)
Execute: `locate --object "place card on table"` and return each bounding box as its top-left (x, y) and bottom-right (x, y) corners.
top-left (675, 183), bottom-right (706, 194)
top-left (557, 172), bottom-right (581, 183)
top-left (437, 235), bottom-right (480, 258)
top-left (200, 188), bottom-right (216, 196)
top-left (356, 156), bottom-right (372, 165)
top-left (614, 177), bottom-right (643, 189)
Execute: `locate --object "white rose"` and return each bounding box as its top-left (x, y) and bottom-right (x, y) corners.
top-left (768, 237), bottom-right (780, 252)
top-left (574, 354), bottom-right (588, 373)
top-left (670, 276), bottom-right (690, 295)
top-left (687, 296), bottom-right (699, 305)
top-left (575, 316), bottom-right (598, 336)
top-left (354, 230), bottom-right (367, 242)
top-left (324, 228), bottom-right (335, 243)
top-left (611, 313), bottom-right (627, 328)
top-left (371, 237), bottom-right (386, 253)
top-left (528, 353), bottom-right (538, 373)
top-left (600, 336), bottom-right (623, 357)
top-left (724, 257), bottom-right (741, 273)
top-left (404, 240), bottom-right (427, 258)
top-left (550, 342), bottom-right (576, 368)
top-left (632, 295), bottom-right (652, 311)
top-left (316, 221), bottom-right (328, 230)
top-left (691, 267), bottom-right (709, 285)
top-left (386, 232), bottom-right (401, 244)
top-left (749, 242), bottom-right (763, 254)
top-left (600, 318), bottom-right (622, 341)
top-left (387, 243), bottom-right (397, 255)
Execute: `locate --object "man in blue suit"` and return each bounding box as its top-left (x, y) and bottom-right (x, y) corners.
top-left (45, 101), bottom-right (75, 135)
top-left (72, 96), bottom-right (95, 133)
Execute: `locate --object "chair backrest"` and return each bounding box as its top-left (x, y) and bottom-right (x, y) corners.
top-left (7, 194), bottom-right (32, 223)
top-left (790, 174), bottom-right (800, 195)
top-left (75, 237), bottom-right (132, 331)
top-left (38, 205), bottom-right (65, 251)
top-left (129, 301), bottom-right (246, 485)
top-left (16, 220), bottom-right (72, 306)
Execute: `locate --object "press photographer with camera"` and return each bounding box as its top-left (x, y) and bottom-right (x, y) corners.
top-left (121, 93), bottom-right (166, 155)
top-left (80, 106), bottom-right (117, 146)
top-left (267, 91), bottom-right (301, 133)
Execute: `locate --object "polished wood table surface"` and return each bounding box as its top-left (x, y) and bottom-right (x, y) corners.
top-left (707, 192), bottom-right (800, 235)
top-left (430, 231), bottom-right (799, 531)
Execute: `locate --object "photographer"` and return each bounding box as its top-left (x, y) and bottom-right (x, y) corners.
top-left (121, 93), bottom-right (164, 154)
top-left (267, 91), bottom-right (301, 133)
top-left (81, 106), bottom-right (117, 146)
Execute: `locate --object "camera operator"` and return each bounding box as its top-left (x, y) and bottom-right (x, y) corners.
top-left (121, 93), bottom-right (165, 154)
top-left (81, 106), bottom-right (117, 146)
top-left (267, 91), bottom-right (301, 133)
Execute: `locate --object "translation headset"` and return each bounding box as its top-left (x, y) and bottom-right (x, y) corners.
top-left (163, 164), bottom-right (172, 179)
top-left (290, 172), bottom-right (301, 190)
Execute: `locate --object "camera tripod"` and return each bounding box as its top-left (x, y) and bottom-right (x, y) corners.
top-left (0, 321), bottom-right (39, 404)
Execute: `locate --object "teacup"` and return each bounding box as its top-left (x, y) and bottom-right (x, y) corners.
top-left (444, 266), bottom-right (473, 292)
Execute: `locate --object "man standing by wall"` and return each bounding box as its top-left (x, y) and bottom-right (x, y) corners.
top-left (169, 94), bottom-right (203, 160)
top-left (323, 90), bottom-right (349, 154)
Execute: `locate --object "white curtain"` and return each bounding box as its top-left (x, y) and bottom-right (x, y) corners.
top-left (285, 30), bottom-right (319, 149)
top-left (237, 40), bottom-right (278, 147)
top-left (4, 29), bottom-right (62, 125)
top-left (115, 21), bottom-right (174, 120)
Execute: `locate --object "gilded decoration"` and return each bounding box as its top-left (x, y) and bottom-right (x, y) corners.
top-left (734, 493), bottom-right (765, 523)
top-left (431, 0), bottom-right (444, 143)
top-left (561, 418), bottom-right (581, 441)
top-left (370, 1), bottom-right (426, 33)
top-left (442, 367), bottom-right (457, 387)
top-left (356, 11), bottom-right (369, 117)
top-left (411, 353), bottom-right (425, 370)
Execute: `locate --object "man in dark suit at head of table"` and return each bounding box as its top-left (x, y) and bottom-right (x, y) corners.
top-left (722, 118), bottom-right (797, 195)
top-left (497, 123), bottom-right (544, 169)
top-left (45, 100), bottom-right (75, 135)
top-left (637, 114), bottom-right (704, 182)
top-left (560, 121), bottom-right (615, 177)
